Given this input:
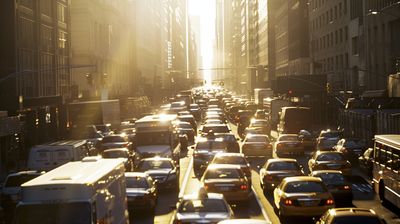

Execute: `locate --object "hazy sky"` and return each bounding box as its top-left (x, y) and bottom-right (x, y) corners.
top-left (189, 0), bottom-right (215, 84)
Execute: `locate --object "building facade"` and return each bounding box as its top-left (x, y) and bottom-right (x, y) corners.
top-left (0, 0), bottom-right (72, 149)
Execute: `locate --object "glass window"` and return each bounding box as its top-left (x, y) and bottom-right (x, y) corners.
top-left (138, 160), bottom-right (173, 171)
top-left (205, 168), bottom-right (241, 179)
top-left (267, 162), bottom-right (300, 171)
top-left (285, 181), bottom-right (326, 193)
top-left (126, 176), bottom-right (149, 189)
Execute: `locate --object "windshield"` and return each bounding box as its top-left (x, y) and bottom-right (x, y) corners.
top-left (102, 150), bottom-right (129, 158)
top-left (138, 160), bottom-right (173, 171)
top-left (126, 176), bottom-right (150, 188)
top-left (15, 202), bottom-right (91, 224)
top-left (279, 136), bottom-right (298, 142)
top-left (267, 162), bottom-right (300, 171)
top-left (178, 199), bottom-right (228, 213)
top-left (205, 168), bottom-right (241, 179)
top-left (317, 153), bottom-right (345, 161)
top-left (102, 136), bottom-right (126, 143)
top-left (213, 156), bottom-right (246, 165)
top-left (196, 141), bottom-right (227, 151)
top-left (136, 132), bottom-right (171, 146)
top-left (285, 181), bottom-right (326, 193)
top-left (246, 136), bottom-right (269, 143)
top-left (5, 174), bottom-right (40, 187)
top-left (316, 173), bottom-right (345, 185)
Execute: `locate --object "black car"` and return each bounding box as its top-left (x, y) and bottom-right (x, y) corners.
top-left (193, 138), bottom-right (228, 176)
top-left (135, 157), bottom-right (180, 191)
top-left (125, 172), bottom-right (158, 214)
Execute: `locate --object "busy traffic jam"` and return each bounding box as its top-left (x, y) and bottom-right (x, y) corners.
top-left (1, 86), bottom-right (400, 224)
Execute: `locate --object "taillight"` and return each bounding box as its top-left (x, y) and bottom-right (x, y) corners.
top-left (277, 143), bottom-right (282, 149)
top-left (240, 184), bottom-right (248, 190)
top-left (284, 199), bottom-right (293, 206)
top-left (326, 199), bottom-right (334, 205)
top-left (343, 185), bottom-right (351, 190)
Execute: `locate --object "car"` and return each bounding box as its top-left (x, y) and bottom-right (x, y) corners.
top-left (215, 133), bottom-right (240, 153)
top-left (200, 124), bottom-right (231, 136)
top-left (317, 208), bottom-right (386, 224)
top-left (170, 101), bottom-right (187, 113)
top-left (201, 164), bottom-right (251, 203)
top-left (310, 170), bottom-right (353, 204)
top-left (218, 219), bottom-right (271, 224)
top-left (316, 138), bottom-right (337, 151)
top-left (273, 176), bottom-right (335, 219)
top-left (193, 138), bottom-right (228, 176)
top-left (334, 138), bottom-right (366, 161)
top-left (317, 129), bottom-right (343, 150)
top-left (98, 134), bottom-right (132, 152)
top-left (274, 134), bottom-right (304, 157)
top-left (189, 103), bottom-right (201, 120)
top-left (178, 114), bottom-right (197, 133)
top-left (244, 119), bottom-right (271, 136)
top-left (125, 172), bottom-right (158, 214)
top-left (95, 123), bottom-right (114, 136)
top-left (308, 151), bottom-right (352, 176)
top-left (101, 148), bottom-right (134, 171)
top-left (236, 110), bottom-right (253, 138)
top-left (254, 109), bottom-right (269, 119)
top-left (173, 188), bottom-right (233, 224)
top-left (242, 134), bottom-right (272, 158)
top-left (358, 148), bottom-right (373, 176)
top-left (1, 171), bottom-right (43, 209)
top-left (135, 157), bottom-right (179, 191)
top-left (175, 121), bottom-right (195, 142)
top-left (259, 158), bottom-right (304, 192)
top-left (210, 153), bottom-right (252, 184)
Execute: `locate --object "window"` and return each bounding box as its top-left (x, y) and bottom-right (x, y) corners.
top-left (335, 30), bottom-right (338, 44)
top-left (339, 28), bottom-right (343, 42)
top-left (57, 4), bottom-right (67, 23)
top-left (335, 6), bottom-right (338, 20)
top-left (352, 37), bottom-right (359, 55)
top-left (344, 0), bottom-right (347, 14)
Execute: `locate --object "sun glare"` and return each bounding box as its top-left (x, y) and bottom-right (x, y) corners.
top-left (189, 0), bottom-right (215, 86)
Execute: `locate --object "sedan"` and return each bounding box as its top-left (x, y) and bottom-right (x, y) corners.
top-left (259, 158), bottom-right (304, 192)
top-left (101, 148), bottom-right (134, 172)
top-left (98, 134), bottom-right (131, 152)
top-left (135, 157), bottom-right (179, 192)
top-left (200, 124), bottom-right (231, 136)
top-left (193, 138), bottom-right (228, 176)
top-left (308, 151), bottom-right (352, 176)
top-left (125, 172), bottom-right (158, 214)
top-left (310, 170), bottom-right (352, 204)
top-left (202, 164), bottom-right (251, 204)
top-left (210, 153), bottom-right (252, 185)
top-left (173, 189), bottom-right (233, 224)
top-left (273, 176), bottom-right (335, 219)
top-left (274, 134), bottom-right (304, 157)
top-left (242, 134), bottom-right (272, 158)
top-left (244, 119), bottom-right (270, 136)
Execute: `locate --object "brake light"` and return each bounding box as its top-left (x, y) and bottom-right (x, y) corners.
top-left (326, 199), bottom-right (334, 205)
top-left (240, 184), bottom-right (248, 190)
top-left (343, 185), bottom-right (351, 190)
top-left (284, 199), bottom-right (293, 206)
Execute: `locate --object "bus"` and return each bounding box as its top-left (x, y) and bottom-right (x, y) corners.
top-left (134, 114), bottom-right (181, 164)
top-left (373, 135), bottom-right (400, 208)
top-left (15, 156), bottom-right (129, 224)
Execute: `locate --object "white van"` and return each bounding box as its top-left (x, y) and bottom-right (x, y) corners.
top-left (15, 156), bottom-right (129, 224)
top-left (27, 140), bottom-right (90, 171)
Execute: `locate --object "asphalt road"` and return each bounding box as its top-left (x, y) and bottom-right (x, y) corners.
top-left (131, 122), bottom-right (400, 224)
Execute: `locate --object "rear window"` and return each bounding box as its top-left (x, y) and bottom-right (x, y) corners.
top-left (126, 176), bottom-right (149, 189)
top-left (333, 216), bottom-right (382, 224)
top-left (138, 160), bottom-right (173, 171)
top-left (316, 173), bottom-right (345, 184)
top-left (267, 162), bottom-right (300, 171)
top-left (285, 181), bottom-right (326, 193)
top-left (246, 136), bottom-right (269, 143)
top-left (214, 156), bottom-right (247, 165)
top-left (317, 153), bottom-right (345, 161)
top-left (5, 174), bottom-right (40, 187)
top-left (205, 168), bottom-right (241, 179)
top-left (102, 136), bottom-right (126, 143)
top-left (202, 126), bottom-right (229, 134)
top-left (196, 141), bottom-right (227, 151)
top-left (279, 136), bottom-right (298, 142)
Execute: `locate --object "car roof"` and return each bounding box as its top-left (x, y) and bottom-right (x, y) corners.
top-left (278, 134), bottom-right (298, 138)
top-left (283, 176), bottom-right (322, 183)
top-left (207, 164), bottom-right (242, 170)
top-left (327, 208), bottom-right (378, 217)
top-left (311, 170), bottom-right (343, 176)
top-left (182, 192), bottom-right (225, 200)
top-left (214, 152), bottom-right (245, 158)
top-left (125, 172), bottom-right (148, 178)
top-left (103, 148), bottom-right (129, 152)
top-left (267, 158), bottom-right (298, 163)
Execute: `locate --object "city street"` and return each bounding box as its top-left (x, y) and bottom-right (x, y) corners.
top-left (132, 122), bottom-right (400, 224)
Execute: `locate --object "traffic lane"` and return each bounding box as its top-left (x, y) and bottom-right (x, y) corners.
top-left (133, 147), bottom-right (193, 224)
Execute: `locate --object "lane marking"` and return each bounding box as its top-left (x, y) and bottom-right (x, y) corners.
top-left (252, 186), bottom-right (271, 222)
top-left (170, 155), bottom-right (193, 224)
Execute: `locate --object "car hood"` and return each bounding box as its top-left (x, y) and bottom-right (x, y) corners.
top-left (136, 145), bottom-right (171, 156)
top-left (176, 212), bottom-right (230, 222)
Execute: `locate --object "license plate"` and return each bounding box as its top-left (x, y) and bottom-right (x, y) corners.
top-left (302, 201), bottom-right (314, 206)
top-left (219, 186), bottom-right (231, 191)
